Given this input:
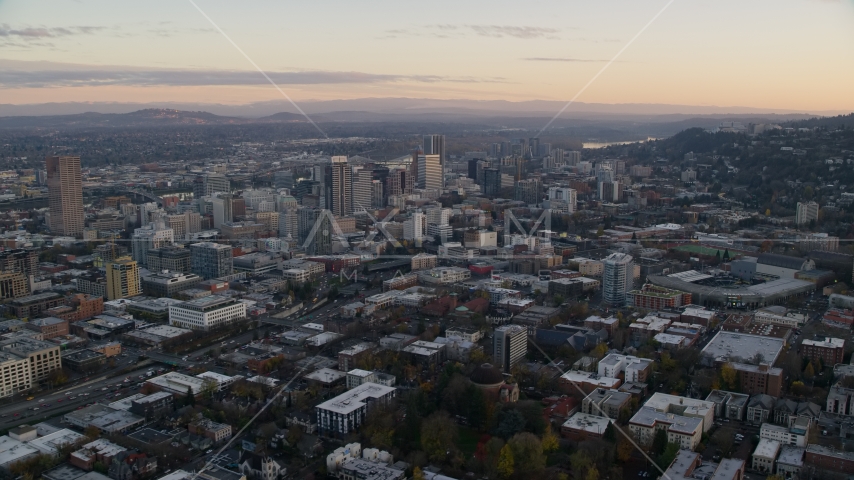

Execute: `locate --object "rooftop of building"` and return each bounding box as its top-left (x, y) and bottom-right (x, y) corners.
top-left (561, 412), bottom-right (613, 434)
top-left (629, 407), bottom-right (703, 434)
top-left (304, 368), bottom-right (346, 383)
top-left (753, 438), bottom-right (781, 459)
top-left (802, 336), bottom-right (845, 348)
top-left (315, 382), bottom-right (396, 415)
top-left (701, 331), bottom-right (785, 365)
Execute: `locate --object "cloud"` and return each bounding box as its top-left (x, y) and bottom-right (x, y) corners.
top-left (0, 23), bottom-right (104, 39)
top-left (383, 24), bottom-right (563, 40)
top-left (0, 60), bottom-right (505, 88)
top-left (467, 25), bottom-right (561, 39)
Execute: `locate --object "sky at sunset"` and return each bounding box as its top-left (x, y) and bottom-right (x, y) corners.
top-left (1, 0), bottom-right (853, 112)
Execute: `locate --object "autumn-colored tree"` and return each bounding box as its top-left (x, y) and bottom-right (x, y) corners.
top-left (592, 342), bottom-right (608, 359)
top-left (617, 436), bottom-right (634, 462)
top-left (541, 425), bottom-right (559, 453)
top-left (720, 363), bottom-right (737, 390)
top-left (586, 466), bottom-right (600, 480)
top-left (804, 362), bottom-right (815, 381)
top-left (497, 444), bottom-right (514, 479)
top-left (412, 467), bottom-right (426, 480)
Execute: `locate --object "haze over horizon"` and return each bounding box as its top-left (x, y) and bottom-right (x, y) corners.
top-left (2, 0), bottom-right (853, 116)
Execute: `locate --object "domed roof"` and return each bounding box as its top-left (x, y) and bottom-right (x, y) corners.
top-left (470, 363), bottom-right (504, 386)
top-left (455, 306), bottom-right (469, 312)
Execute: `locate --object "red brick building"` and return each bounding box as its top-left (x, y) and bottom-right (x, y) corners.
top-left (800, 337), bottom-right (845, 365)
top-left (24, 316), bottom-right (69, 339)
top-left (805, 445), bottom-right (854, 474)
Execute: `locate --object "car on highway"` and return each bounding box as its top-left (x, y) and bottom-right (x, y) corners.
top-left (26, 396), bottom-right (33, 401)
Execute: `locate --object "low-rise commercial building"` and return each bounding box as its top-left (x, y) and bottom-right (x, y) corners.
top-left (169, 296), bottom-right (246, 331)
top-left (141, 272), bottom-right (202, 297)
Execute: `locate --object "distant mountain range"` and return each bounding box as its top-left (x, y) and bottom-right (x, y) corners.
top-left (0, 99), bottom-right (846, 142)
top-left (0, 97), bottom-right (843, 120)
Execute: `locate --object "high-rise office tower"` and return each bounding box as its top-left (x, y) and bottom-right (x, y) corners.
top-left (603, 253), bottom-right (634, 306)
top-left (422, 134), bottom-right (445, 163)
top-left (278, 209), bottom-right (299, 238)
top-left (483, 168), bottom-right (502, 197)
top-left (327, 156), bottom-right (352, 216)
top-left (493, 325), bottom-right (527, 373)
top-left (385, 168), bottom-right (412, 197)
top-left (514, 179), bottom-right (542, 205)
top-left (211, 195), bottom-right (234, 229)
top-left (189, 242), bottom-right (233, 279)
top-left (403, 210), bottom-right (425, 241)
top-left (131, 221), bottom-right (174, 267)
top-left (106, 257), bottom-right (142, 300)
top-left (468, 158), bottom-right (479, 180)
top-left (46, 156), bottom-right (84, 237)
top-left (370, 180), bottom-right (384, 209)
top-left (528, 137), bottom-right (539, 159)
top-left (351, 166), bottom-right (375, 212)
top-left (273, 170), bottom-right (295, 190)
top-left (418, 154), bottom-right (444, 190)
top-left (547, 187), bottom-right (577, 214)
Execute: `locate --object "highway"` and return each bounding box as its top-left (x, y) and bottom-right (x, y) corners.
top-left (0, 365), bottom-right (158, 429)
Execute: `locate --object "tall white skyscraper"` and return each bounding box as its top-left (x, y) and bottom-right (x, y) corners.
top-left (403, 210), bottom-right (425, 241)
top-left (603, 253), bottom-right (634, 306)
top-left (418, 154), bottom-right (444, 190)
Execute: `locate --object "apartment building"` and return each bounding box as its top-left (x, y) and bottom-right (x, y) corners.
top-left (188, 417), bottom-right (232, 443)
top-left (628, 407), bottom-right (703, 451)
top-left (315, 383), bottom-right (397, 437)
top-left (800, 337), bottom-right (845, 365)
top-left (598, 354), bottom-right (654, 383)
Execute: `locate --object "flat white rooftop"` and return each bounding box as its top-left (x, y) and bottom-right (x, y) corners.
top-left (316, 382), bottom-right (396, 415)
top-left (561, 412), bottom-right (613, 434)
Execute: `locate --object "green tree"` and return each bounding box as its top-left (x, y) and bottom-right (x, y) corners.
top-left (508, 432), bottom-right (545, 473)
top-left (657, 442), bottom-right (680, 469)
top-left (497, 444), bottom-right (514, 479)
top-left (651, 428), bottom-right (668, 455)
top-left (185, 385), bottom-right (195, 407)
top-left (420, 411), bottom-right (458, 462)
top-left (495, 409), bottom-right (527, 439)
